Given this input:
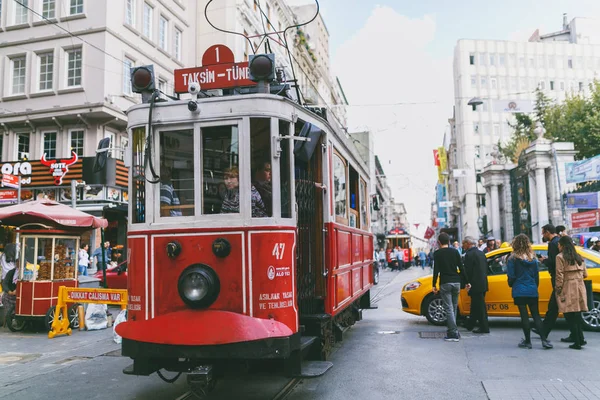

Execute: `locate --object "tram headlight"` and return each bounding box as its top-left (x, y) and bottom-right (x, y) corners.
top-left (178, 265), bottom-right (220, 308)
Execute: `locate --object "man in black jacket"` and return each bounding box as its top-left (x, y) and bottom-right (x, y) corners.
top-left (533, 224), bottom-right (560, 338)
top-left (462, 236), bottom-right (490, 333)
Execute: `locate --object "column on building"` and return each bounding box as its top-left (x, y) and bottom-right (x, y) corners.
top-left (527, 171), bottom-right (539, 240)
top-left (481, 164), bottom-right (510, 242)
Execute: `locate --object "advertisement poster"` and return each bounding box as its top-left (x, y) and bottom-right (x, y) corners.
top-left (565, 155), bottom-right (600, 184)
top-left (84, 186), bottom-right (104, 200)
top-left (107, 188), bottom-right (121, 202)
top-left (566, 192), bottom-right (599, 209)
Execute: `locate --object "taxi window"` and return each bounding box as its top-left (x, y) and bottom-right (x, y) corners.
top-left (534, 250), bottom-right (548, 271)
top-left (578, 248), bottom-right (600, 269)
top-left (487, 253), bottom-right (509, 275)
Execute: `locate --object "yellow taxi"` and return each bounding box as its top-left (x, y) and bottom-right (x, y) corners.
top-left (401, 244), bottom-right (600, 331)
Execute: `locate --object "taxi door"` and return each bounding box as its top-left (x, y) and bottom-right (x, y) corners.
top-left (534, 249), bottom-right (553, 316)
top-left (482, 252), bottom-right (515, 316)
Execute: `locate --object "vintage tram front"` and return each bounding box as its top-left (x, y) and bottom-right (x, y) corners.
top-left (115, 72), bottom-right (374, 388)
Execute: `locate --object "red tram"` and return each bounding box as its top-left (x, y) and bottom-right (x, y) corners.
top-left (112, 56), bottom-right (374, 392)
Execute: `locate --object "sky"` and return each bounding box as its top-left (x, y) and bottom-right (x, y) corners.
top-left (287, 0), bottom-right (600, 238)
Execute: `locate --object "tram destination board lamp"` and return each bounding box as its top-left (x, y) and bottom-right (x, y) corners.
top-left (249, 53), bottom-right (275, 94)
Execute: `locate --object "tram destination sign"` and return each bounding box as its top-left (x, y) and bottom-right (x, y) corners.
top-left (174, 44), bottom-right (256, 93)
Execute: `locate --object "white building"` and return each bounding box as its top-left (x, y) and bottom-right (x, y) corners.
top-left (0, 0), bottom-right (195, 161)
top-left (199, 0), bottom-right (347, 129)
top-left (452, 14), bottom-right (600, 240)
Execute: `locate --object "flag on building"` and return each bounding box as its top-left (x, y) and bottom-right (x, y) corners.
top-left (424, 226), bottom-right (435, 239)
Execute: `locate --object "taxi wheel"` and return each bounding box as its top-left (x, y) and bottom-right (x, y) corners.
top-left (424, 295), bottom-right (447, 326)
top-left (582, 294), bottom-right (600, 332)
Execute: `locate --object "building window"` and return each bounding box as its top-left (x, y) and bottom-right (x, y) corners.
top-left (489, 54), bottom-right (495, 66)
top-left (174, 28), bottom-right (182, 61)
top-left (123, 57), bottom-right (134, 95)
top-left (560, 81), bottom-right (565, 91)
top-left (520, 77), bottom-right (527, 90)
top-left (38, 52), bottom-right (54, 91)
top-left (479, 53), bottom-right (486, 66)
top-left (469, 53), bottom-right (475, 65)
top-left (66, 48), bottom-right (82, 87)
top-left (475, 145), bottom-right (481, 159)
top-left (143, 3), bottom-right (153, 39)
top-left (519, 56), bottom-right (525, 68)
top-left (491, 78), bottom-right (497, 89)
top-left (549, 81), bottom-right (555, 90)
top-left (69, 0), bottom-right (83, 15)
top-left (70, 130), bottom-right (84, 157)
top-left (482, 123), bottom-right (490, 135)
top-left (473, 122), bottom-right (480, 134)
top-left (243, 30), bottom-right (249, 62)
top-left (500, 76), bottom-right (507, 90)
top-left (43, 132), bottom-right (57, 159)
top-left (18, 134), bottom-right (30, 160)
top-left (510, 77), bottom-right (517, 90)
top-left (42, 0), bottom-right (55, 18)
top-left (539, 80), bottom-right (546, 90)
top-left (158, 79), bottom-right (166, 93)
top-left (480, 76), bottom-right (487, 87)
top-left (548, 56), bottom-right (555, 68)
top-left (119, 136), bottom-right (129, 161)
top-left (568, 57), bottom-right (573, 68)
top-left (579, 82), bottom-right (584, 92)
top-left (493, 123), bottom-right (500, 136)
top-left (11, 57), bottom-right (26, 95)
top-left (538, 55), bottom-right (544, 68)
top-left (159, 15), bottom-right (168, 50)
top-left (529, 57), bottom-right (535, 68)
top-left (499, 54), bottom-right (505, 66)
top-left (470, 75), bottom-right (476, 89)
top-left (125, 0), bottom-right (135, 25)
top-left (14, 0), bottom-right (28, 24)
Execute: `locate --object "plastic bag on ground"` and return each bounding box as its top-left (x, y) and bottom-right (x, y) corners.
top-left (85, 304), bottom-right (108, 330)
top-left (113, 309), bottom-right (127, 344)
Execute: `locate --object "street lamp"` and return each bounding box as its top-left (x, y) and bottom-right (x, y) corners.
top-left (520, 208), bottom-right (528, 222)
top-left (477, 216), bottom-right (484, 233)
top-left (468, 97), bottom-right (484, 107)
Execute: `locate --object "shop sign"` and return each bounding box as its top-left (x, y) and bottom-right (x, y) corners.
top-left (2, 174), bottom-right (20, 189)
top-left (565, 155), bottom-right (600, 184)
top-left (566, 192), bottom-right (599, 209)
top-left (40, 151), bottom-right (78, 186)
top-left (571, 210), bottom-right (600, 229)
top-left (0, 190), bottom-right (18, 203)
top-left (1, 162), bottom-right (32, 185)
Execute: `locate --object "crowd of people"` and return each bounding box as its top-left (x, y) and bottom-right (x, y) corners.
top-left (431, 224), bottom-right (590, 349)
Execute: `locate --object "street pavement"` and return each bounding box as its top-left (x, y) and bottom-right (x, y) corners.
top-left (0, 267), bottom-right (598, 399)
top-left (286, 266), bottom-right (600, 400)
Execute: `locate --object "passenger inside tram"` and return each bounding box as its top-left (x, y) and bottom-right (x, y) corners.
top-left (252, 160), bottom-right (272, 217)
top-left (220, 166), bottom-right (240, 214)
top-left (160, 165), bottom-right (183, 217)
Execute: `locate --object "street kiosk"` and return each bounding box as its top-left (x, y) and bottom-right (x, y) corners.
top-left (0, 200), bottom-right (107, 331)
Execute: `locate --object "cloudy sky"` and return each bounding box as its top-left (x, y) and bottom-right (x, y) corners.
top-left (288, 0), bottom-right (600, 238)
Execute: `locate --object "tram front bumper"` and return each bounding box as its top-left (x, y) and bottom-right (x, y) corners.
top-left (117, 309), bottom-right (298, 361)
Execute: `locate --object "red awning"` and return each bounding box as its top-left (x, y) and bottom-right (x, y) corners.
top-left (0, 200), bottom-right (108, 229)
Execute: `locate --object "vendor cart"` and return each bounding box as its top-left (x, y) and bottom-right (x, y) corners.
top-left (0, 200), bottom-right (107, 332)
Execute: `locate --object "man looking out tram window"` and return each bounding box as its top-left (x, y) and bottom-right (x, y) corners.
top-left (252, 160), bottom-right (272, 217)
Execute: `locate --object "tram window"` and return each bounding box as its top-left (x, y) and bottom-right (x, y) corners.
top-left (132, 127), bottom-right (146, 223)
top-left (202, 125), bottom-right (239, 214)
top-left (333, 153), bottom-right (347, 223)
top-left (360, 178), bottom-right (368, 229)
top-left (348, 166), bottom-right (359, 228)
top-left (279, 120), bottom-right (292, 218)
top-left (250, 118), bottom-right (271, 218)
top-left (159, 129), bottom-right (195, 218)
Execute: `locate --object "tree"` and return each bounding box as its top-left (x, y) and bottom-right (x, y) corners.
top-left (544, 81), bottom-right (600, 160)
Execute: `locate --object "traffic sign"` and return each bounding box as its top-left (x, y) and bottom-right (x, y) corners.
top-left (174, 44), bottom-right (256, 92)
top-left (2, 174), bottom-right (19, 189)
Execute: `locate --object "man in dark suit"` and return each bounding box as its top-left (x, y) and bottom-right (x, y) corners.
top-left (462, 236), bottom-right (490, 333)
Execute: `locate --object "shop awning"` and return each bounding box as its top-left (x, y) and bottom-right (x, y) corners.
top-left (0, 200), bottom-right (108, 229)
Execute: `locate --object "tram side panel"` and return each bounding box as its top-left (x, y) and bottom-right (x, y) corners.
top-left (326, 222), bottom-right (374, 315)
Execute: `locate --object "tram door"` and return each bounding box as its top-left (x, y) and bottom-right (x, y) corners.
top-left (294, 120), bottom-right (325, 316)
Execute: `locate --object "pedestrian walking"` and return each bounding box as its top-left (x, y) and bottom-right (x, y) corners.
top-left (556, 225), bottom-right (567, 237)
top-left (483, 236), bottom-right (497, 254)
top-left (432, 233), bottom-right (464, 342)
top-left (377, 248), bottom-right (386, 270)
top-left (453, 241), bottom-right (463, 256)
top-left (532, 224), bottom-right (560, 339)
top-left (78, 244), bottom-right (90, 276)
top-left (1, 243), bottom-right (17, 280)
top-left (507, 234), bottom-right (553, 350)
top-left (462, 236), bottom-right (490, 333)
top-left (556, 236), bottom-right (589, 350)
top-left (419, 250), bottom-right (427, 270)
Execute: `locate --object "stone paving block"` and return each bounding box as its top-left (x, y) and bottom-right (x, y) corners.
top-left (483, 380), bottom-right (600, 400)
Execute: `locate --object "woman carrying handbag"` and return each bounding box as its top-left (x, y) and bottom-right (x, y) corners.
top-left (556, 236), bottom-right (589, 350)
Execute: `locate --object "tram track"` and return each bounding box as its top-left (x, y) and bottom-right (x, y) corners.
top-left (173, 376), bottom-right (300, 400)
